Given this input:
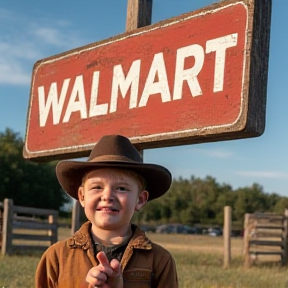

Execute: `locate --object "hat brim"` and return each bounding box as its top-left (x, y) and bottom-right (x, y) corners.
top-left (56, 160), bottom-right (172, 201)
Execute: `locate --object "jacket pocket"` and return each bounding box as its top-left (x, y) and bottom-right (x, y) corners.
top-left (123, 268), bottom-right (152, 287)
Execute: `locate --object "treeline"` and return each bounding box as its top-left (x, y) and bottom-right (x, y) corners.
top-left (0, 128), bottom-right (69, 210)
top-left (134, 176), bottom-right (288, 228)
top-left (1, 128), bottom-right (288, 228)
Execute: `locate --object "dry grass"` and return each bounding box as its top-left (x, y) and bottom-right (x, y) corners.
top-left (146, 232), bottom-right (288, 288)
top-left (1, 228), bottom-right (288, 288)
top-left (147, 233), bottom-right (244, 255)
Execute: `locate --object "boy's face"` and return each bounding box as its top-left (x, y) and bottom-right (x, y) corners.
top-left (78, 168), bottom-right (148, 233)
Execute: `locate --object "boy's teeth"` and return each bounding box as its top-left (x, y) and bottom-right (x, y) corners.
top-left (99, 208), bottom-right (118, 212)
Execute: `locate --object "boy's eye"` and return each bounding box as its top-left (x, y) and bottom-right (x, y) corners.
top-left (91, 185), bottom-right (103, 190)
top-left (117, 186), bottom-right (129, 192)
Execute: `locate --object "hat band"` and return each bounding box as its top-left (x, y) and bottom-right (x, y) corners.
top-left (89, 155), bottom-right (142, 163)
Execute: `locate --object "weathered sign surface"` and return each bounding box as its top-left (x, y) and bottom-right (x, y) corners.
top-left (24, 0), bottom-right (271, 160)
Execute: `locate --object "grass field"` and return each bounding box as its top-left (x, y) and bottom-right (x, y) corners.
top-left (1, 228), bottom-right (288, 288)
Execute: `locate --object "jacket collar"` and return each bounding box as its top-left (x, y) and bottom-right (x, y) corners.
top-left (68, 221), bottom-right (92, 250)
top-left (68, 221), bottom-right (152, 251)
top-left (129, 224), bottom-right (152, 250)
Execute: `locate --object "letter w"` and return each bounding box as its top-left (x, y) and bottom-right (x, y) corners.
top-left (38, 79), bottom-right (70, 127)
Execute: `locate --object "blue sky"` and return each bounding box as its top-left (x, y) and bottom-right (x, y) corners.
top-left (0, 0), bottom-right (287, 196)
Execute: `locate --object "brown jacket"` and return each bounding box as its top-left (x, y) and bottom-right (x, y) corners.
top-left (35, 221), bottom-right (178, 288)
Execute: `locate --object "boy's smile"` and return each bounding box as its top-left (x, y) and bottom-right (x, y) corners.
top-left (96, 206), bottom-right (119, 213)
top-left (78, 168), bottom-right (148, 241)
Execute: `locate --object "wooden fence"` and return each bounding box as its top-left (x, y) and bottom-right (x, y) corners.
top-left (0, 201), bottom-right (3, 249)
top-left (0, 198), bottom-right (58, 255)
top-left (243, 211), bottom-right (288, 267)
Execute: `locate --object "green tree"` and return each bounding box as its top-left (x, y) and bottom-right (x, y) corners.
top-left (0, 128), bottom-right (69, 209)
top-left (273, 197), bottom-right (288, 214)
top-left (188, 176), bottom-right (220, 224)
top-left (234, 183), bottom-right (270, 223)
top-left (213, 183), bottom-right (235, 225)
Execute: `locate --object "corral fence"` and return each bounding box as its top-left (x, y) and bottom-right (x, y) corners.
top-left (0, 198), bottom-right (58, 255)
top-left (0, 201), bottom-right (3, 248)
top-left (243, 210), bottom-right (288, 267)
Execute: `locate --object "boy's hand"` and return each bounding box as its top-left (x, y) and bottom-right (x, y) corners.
top-left (85, 251), bottom-right (123, 288)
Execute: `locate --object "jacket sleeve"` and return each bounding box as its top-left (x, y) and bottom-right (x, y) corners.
top-left (153, 252), bottom-right (178, 288)
top-left (35, 246), bottom-right (59, 288)
top-left (151, 243), bottom-right (178, 288)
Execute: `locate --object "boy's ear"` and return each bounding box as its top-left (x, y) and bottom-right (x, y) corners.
top-left (78, 187), bottom-right (85, 207)
top-left (135, 190), bottom-right (149, 211)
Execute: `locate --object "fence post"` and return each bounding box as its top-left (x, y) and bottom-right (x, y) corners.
top-left (282, 209), bottom-right (288, 265)
top-left (1, 198), bottom-right (13, 255)
top-left (243, 213), bottom-right (252, 267)
top-left (0, 201), bottom-right (3, 247)
top-left (48, 212), bottom-right (58, 244)
top-left (71, 201), bottom-right (81, 235)
top-left (223, 206), bottom-right (232, 268)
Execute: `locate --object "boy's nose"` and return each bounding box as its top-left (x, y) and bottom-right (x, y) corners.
top-left (101, 186), bottom-right (114, 201)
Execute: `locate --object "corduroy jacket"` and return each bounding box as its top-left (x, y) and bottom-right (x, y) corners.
top-left (35, 221), bottom-right (178, 288)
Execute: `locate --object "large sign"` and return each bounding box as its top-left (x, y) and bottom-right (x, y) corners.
top-left (24, 0), bottom-right (271, 160)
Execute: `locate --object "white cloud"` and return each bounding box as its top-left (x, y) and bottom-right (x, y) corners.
top-left (0, 62), bottom-right (30, 85)
top-left (192, 147), bottom-right (234, 159)
top-left (0, 8), bottom-right (88, 86)
top-left (31, 24), bottom-right (86, 50)
top-left (0, 42), bottom-right (42, 61)
top-left (235, 171), bottom-right (288, 180)
top-left (33, 27), bottom-right (68, 47)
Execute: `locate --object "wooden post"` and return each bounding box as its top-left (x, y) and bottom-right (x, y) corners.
top-left (126, 0), bottom-right (152, 157)
top-left (126, 0), bottom-right (153, 31)
top-left (282, 209), bottom-right (288, 265)
top-left (48, 212), bottom-right (58, 244)
top-left (71, 200), bottom-right (81, 235)
top-left (1, 198), bottom-right (13, 255)
top-left (0, 201), bottom-right (3, 247)
top-left (243, 213), bottom-right (251, 267)
top-left (223, 206), bottom-right (232, 268)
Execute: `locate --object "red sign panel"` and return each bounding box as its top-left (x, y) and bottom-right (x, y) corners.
top-left (24, 0), bottom-right (271, 160)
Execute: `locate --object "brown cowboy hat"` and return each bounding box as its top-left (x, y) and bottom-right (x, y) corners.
top-left (56, 134), bottom-right (172, 201)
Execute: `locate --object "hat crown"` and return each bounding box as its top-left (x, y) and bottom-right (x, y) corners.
top-left (88, 135), bottom-right (142, 163)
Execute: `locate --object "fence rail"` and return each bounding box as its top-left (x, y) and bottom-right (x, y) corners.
top-left (0, 198), bottom-right (58, 255)
top-left (243, 211), bottom-right (288, 267)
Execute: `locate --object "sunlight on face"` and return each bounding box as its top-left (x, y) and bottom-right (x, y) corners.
top-left (82, 168), bottom-right (146, 193)
top-left (79, 168), bottom-right (149, 234)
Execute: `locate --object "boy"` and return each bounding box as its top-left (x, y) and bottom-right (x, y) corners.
top-left (35, 134), bottom-right (178, 288)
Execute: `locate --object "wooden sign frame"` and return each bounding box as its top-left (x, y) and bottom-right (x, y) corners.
top-left (23, 0), bottom-right (271, 161)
